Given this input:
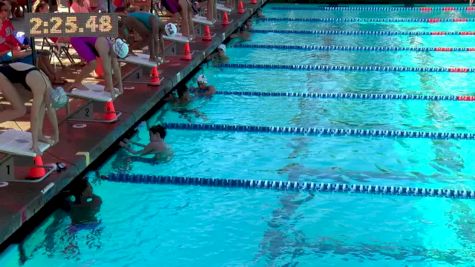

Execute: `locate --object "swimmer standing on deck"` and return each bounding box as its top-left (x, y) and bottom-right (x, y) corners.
top-left (119, 122), bottom-right (170, 160)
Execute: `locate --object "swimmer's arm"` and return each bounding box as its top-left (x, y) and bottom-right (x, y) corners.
top-left (123, 143), bottom-right (155, 155)
top-left (205, 86), bottom-right (216, 96)
top-left (126, 140), bottom-right (146, 147)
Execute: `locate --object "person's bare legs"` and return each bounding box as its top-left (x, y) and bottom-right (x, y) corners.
top-left (94, 37), bottom-right (116, 98)
top-left (25, 71), bottom-right (47, 154)
top-left (207, 0), bottom-right (216, 21)
top-left (111, 55), bottom-right (123, 94)
top-left (0, 73), bottom-right (27, 123)
top-left (25, 70), bottom-right (59, 153)
top-left (149, 15), bottom-right (161, 62)
top-left (179, 0), bottom-right (194, 38)
top-left (158, 23), bottom-right (166, 59)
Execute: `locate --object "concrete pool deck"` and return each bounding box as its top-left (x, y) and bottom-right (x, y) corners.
top-left (0, 0), bottom-right (266, 248)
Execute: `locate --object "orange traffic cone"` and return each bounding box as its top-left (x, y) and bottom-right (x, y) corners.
top-left (103, 101), bottom-right (118, 121)
top-left (222, 12), bottom-right (230, 25)
top-left (238, 0), bottom-right (245, 14)
top-left (202, 25), bottom-right (212, 41)
top-left (27, 156), bottom-right (46, 179)
top-left (182, 42), bottom-right (192, 61)
top-left (148, 66), bottom-right (161, 86)
top-left (250, 0), bottom-right (257, 4)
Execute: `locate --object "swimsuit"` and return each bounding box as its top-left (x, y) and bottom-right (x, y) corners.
top-left (70, 37), bottom-right (99, 63)
top-left (0, 63), bottom-right (38, 91)
top-left (128, 12), bottom-right (154, 30)
top-left (162, 0), bottom-right (181, 14)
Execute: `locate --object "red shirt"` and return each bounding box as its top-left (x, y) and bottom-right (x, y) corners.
top-left (0, 19), bottom-right (20, 53)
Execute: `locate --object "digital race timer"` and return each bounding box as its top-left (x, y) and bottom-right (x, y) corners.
top-left (25, 13), bottom-right (118, 37)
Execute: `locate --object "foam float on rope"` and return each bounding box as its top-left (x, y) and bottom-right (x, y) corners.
top-left (232, 44), bottom-right (475, 52)
top-left (162, 122), bottom-right (475, 140)
top-left (217, 63), bottom-right (475, 73)
top-left (250, 29), bottom-right (475, 36)
top-left (259, 17), bottom-right (475, 23)
top-left (215, 91), bottom-right (474, 101)
top-left (104, 174), bottom-right (475, 200)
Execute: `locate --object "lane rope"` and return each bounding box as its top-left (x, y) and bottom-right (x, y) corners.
top-left (251, 29), bottom-right (475, 36)
top-left (232, 44), bottom-right (475, 52)
top-left (217, 63), bottom-right (474, 73)
top-left (270, 6), bottom-right (475, 12)
top-left (162, 122), bottom-right (475, 140)
top-left (258, 17), bottom-right (474, 23)
top-left (215, 91), bottom-right (475, 101)
top-left (105, 174), bottom-right (475, 200)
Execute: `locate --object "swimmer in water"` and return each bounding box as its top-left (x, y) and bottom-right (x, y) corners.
top-left (166, 84), bottom-right (208, 122)
top-left (119, 123), bottom-right (170, 160)
top-left (207, 44), bottom-right (229, 65)
top-left (190, 74), bottom-right (216, 96)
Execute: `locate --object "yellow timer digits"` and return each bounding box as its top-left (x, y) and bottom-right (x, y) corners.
top-left (25, 13), bottom-right (118, 37)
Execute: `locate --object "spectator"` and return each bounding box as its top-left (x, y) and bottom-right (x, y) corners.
top-left (0, 62), bottom-right (67, 154)
top-left (0, 2), bottom-right (32, 63)
top-left (70, 0), bottom-right (90, 13)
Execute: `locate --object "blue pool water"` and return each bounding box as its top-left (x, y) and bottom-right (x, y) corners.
top-left (3, 3), bottom-right (475, 266)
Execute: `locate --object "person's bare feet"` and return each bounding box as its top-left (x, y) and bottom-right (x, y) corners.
top-left (38, 135), bottom-right (57, 146)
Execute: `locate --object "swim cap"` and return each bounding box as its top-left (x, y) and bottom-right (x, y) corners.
top-left (112, 38), bottom-right (129, 59)
top-left (218, 44), bottom-right (226, 53)
top-left (197, 74), bottom-right (207, 84)
top-left (165, 23), bottom-right (178, 36)
top-left (50, 87), bottom-right (68, 109)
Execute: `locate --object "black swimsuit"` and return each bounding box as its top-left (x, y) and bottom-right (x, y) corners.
top-left (0, 64), bottom-right (38, 91)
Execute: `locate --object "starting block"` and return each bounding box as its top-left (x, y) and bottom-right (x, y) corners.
top-left (162, 33), bottom-right (191, 44)
top-left (193, 15), bottom-right (216, 41)
top-left (193, 15), bottom-right (215, 26)
top-left (163, 33), bottom-right (194, 59)
top-left (0, 130), bottom-right (61, 183)
top-left (120, 53), bottom-right (158, 68)
top-left (67, 83), bottom-right (122, 123)
top-left (217, 3), bottom-right (232, 12)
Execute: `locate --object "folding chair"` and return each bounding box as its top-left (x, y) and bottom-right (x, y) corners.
top-left (40, 37), bottom-right (76, 67)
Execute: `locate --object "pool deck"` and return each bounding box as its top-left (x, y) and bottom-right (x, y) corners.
top-left (0, 0), bottom-right (266, 248)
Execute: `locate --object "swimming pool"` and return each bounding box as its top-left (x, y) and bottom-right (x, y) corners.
top-left (3, 3), bottom-right (475, 266)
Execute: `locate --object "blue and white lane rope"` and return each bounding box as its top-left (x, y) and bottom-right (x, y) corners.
top-left (105, 174), bottom-right (475, 200)
top-left (270, 6), bottom-right (475, 12)
top-left (250, 29), bottom-right (475, 36)
top-left (217, 63), bottom-right (474, 73)
top-left (214, 91), bottom-right (471, 101)
top-left (258, 17), bottom-right (475, 23)
top-left (232, 44), bottom-right (475, 52)
top-left (162, 123), bottom-right (475, 140)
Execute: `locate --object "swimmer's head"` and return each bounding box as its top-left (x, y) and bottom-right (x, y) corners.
top-left (217, 44), bottom-right (226, 56)
top-left (177, 85), bottom-right (189, 99)
top-left (197, 74), bottom-right (207, 85)
top-left (50, 86), bottom-right (69, 109)
top-left (150, 125), bottom-right (167, 139)
top-left (165, 23), bottom-right (178, 36)
top-left (112, 38), bottom-right (129, 59)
